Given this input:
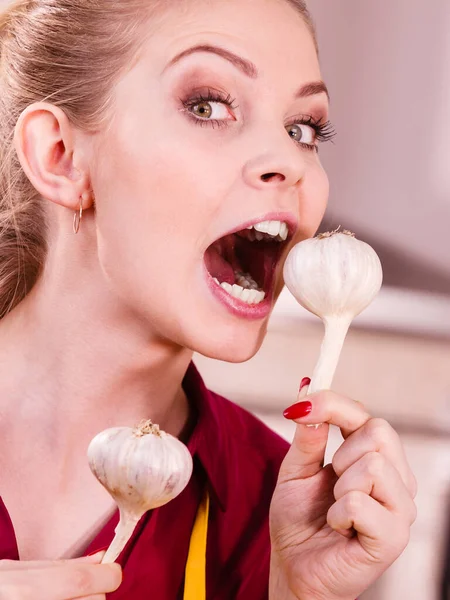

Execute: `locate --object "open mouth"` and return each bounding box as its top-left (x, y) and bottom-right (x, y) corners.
top-left (204, 219), bottom-right (292, 306)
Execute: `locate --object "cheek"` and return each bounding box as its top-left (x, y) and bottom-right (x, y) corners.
top-left (299, 161), bottom-right (329, 236)
top-left (98, 109), bottom-right (235, 218)
top-left (90, 114), bottom-right (240, 298)
top-left (94, 105), bottom-right (247, 274)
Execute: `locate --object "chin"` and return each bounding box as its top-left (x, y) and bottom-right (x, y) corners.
top-left (191, 318), bottom-right (268, 364)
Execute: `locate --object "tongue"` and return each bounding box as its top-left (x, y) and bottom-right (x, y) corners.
top-left (204, 246), bottom-right (235, 285)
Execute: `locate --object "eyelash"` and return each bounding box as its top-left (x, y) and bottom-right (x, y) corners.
top-left (287, 115), bottom-right (337, 152)
top-left (180, 89), bottom-right (336, 151)
top-left (181, 89), bottom-right (238, 129)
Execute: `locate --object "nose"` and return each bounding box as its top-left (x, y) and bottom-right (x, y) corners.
top-left (242, 136), bottom-right (306, 190)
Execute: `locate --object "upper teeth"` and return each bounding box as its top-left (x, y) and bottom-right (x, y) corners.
top-left (246, 220), bottom-right (289, 241)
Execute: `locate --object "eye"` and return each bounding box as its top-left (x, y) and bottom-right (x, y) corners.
top-left (286, 123), bottom-right (316, 147)
top-left (181, 89), bottom-right (238, 126)
top-left (190, 100), bottom-right (234, 121)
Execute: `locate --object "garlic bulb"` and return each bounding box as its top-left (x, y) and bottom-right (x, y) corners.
top-left (283, 230), bottom-right (383, 393)
top-left (88, 420), bottom-right (193, 563)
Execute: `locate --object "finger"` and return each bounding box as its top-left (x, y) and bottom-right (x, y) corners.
top-left (0, 552), bottom-right (107, 571)
top-left (281, 390), bottom-right (371, 480)
top-left (333, 452), bottom-right (417, 524)
top-left (22, 563), bottom-right (122, 600)
top-left (332, 418), bottom-right (417, 498)
top-left (284, 390), bottom-right (371, 438)
top-left (82, 551), bottom-right (107, 563)
top-left (327, 491), bottom-right (411, 561)
top-left (299, 378), bottom-right (322, 429)
top-left (279, 420), bottom-right (330, 480)
top-left (0, 564), bottom-right (119, 600)
top-left (63, 563), bottom-right (122, 600)
top-left (298, 377), bottom-right (327, 429)
top-left (280, 382), bottom-right (328, 479)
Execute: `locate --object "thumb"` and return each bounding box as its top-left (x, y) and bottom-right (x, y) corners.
top-left (280, 379), bottom-right (329, 479)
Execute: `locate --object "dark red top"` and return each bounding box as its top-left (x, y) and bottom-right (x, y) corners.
top-left (0, 363), bottom-right (290, 598)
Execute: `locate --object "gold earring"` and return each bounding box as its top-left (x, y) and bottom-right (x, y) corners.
top-left (73, 198), bottom-right (83, 234)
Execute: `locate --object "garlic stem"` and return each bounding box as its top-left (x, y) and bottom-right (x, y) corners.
top-left (308, 316), bottom-right (352, 394)
top-left (102, 512), bottom-right (140, 564)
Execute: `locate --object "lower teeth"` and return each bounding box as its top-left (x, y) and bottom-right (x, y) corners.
top-left (235, 271), bottom-right (259, 290)
top-left (213, 272), bottom-right (265, 305)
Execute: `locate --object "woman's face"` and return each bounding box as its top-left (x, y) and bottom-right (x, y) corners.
top-left (90, 0), bottom-right (330, 362)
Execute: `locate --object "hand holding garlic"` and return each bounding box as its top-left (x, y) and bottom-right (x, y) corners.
top-left (88, 420), bottom-right (193, 563)
top-left (270, 237), bottom-right (416, 600)
top-left (283, 229), bottom-right (383, 393)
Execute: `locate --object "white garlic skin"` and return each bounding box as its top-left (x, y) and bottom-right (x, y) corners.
top-left (87, 426), bottom-right (193, 518)
top-left (283, 232), bottom-right (383, 321)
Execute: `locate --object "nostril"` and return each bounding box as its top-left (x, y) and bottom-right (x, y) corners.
top-left (260, 172), bottom-right (285, 183)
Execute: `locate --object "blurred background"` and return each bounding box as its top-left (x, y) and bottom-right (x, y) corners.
top-left (196, 1), bottom-right (450, 599)
top-left (1, 0), bottom-right (449, 598)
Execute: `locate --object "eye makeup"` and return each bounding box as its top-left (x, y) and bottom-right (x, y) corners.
top-left (172, 65), bottom-right (334, 150)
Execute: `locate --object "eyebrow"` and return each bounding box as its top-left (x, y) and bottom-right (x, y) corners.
top-left (295, 81), bottom-right (330, 101)
top-left (165, 44), bottom-right (330, 100)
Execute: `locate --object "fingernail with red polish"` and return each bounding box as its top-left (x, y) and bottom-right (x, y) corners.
top-left (299, 377), bottom-right (311, 392)
top-left (283, 400), bottom-right (313, 420)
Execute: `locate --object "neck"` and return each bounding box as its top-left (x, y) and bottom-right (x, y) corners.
top-left (0, 265), bottom-right (193, 463)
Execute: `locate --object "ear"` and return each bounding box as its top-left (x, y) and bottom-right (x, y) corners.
top-left (13, 102), bottom-right (93, 211)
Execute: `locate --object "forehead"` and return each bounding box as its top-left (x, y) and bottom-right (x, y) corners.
top-left (139, 0), bottom-right (321, 82)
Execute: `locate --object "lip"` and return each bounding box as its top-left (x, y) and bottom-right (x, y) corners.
top-left (216, 211), bottom-right (298, 241)
top-left (205, 268), bottom-right (273, 319)
top-left (203, 211), bottom-right (297, 320)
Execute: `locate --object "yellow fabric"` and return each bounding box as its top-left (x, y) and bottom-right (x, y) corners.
top-left (183, 491), bottom-right (210, 600)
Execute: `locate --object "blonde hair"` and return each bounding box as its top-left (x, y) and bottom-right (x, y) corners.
top-left (0, 0), bottom-right (316, 320)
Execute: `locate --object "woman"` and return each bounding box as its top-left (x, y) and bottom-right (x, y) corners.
top-left (0, 0), bottom-right (416, 598)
